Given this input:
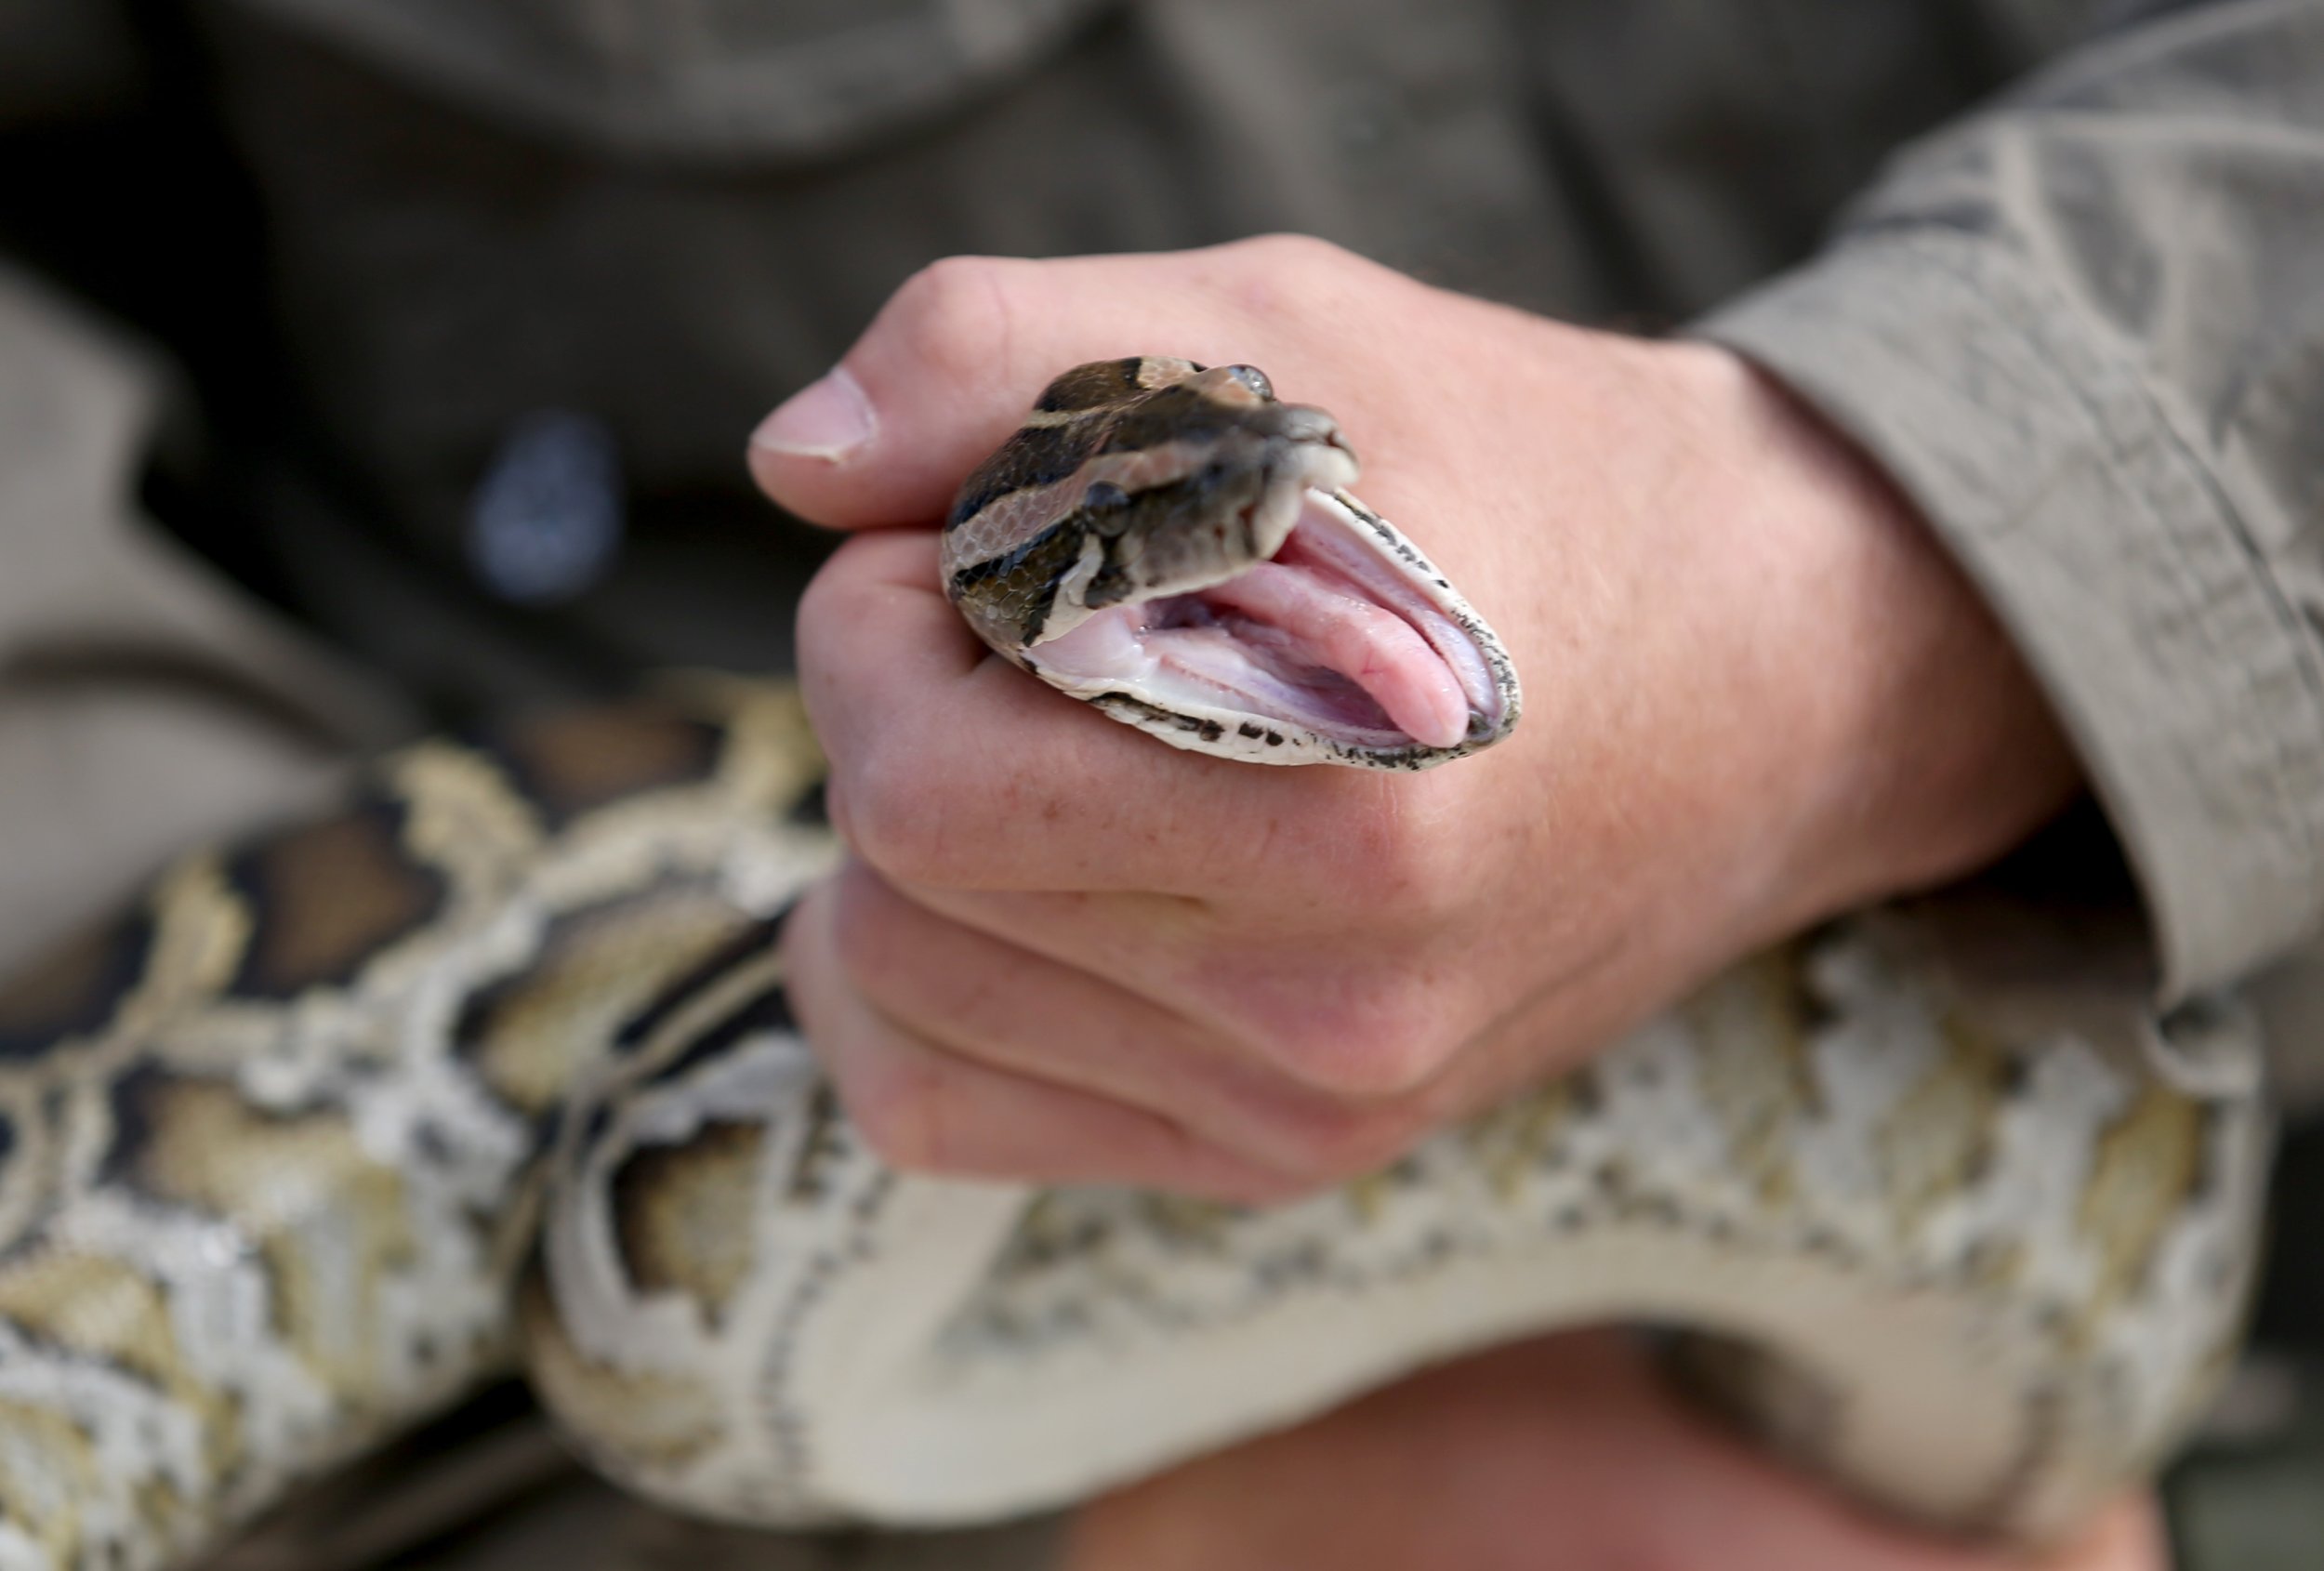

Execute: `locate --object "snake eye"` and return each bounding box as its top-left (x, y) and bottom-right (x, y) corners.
top-left (1223, 365), bottom-right (1274, 401)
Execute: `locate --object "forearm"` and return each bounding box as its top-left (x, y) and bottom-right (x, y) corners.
top-left (1697, 0), bottom-right (2324, 1002)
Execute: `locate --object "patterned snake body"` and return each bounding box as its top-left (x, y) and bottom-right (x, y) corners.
top-left (0, 363), bottom-right (2271, 1569)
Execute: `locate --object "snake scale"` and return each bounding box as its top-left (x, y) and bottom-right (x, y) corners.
top-left (0, 358), bottom-right (2272, 1569)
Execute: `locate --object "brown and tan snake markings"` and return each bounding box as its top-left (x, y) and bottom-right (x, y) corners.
top-left (0, 378), bottom-right (2273, 1568)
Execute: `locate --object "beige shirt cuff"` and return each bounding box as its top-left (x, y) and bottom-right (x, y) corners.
top-left (1697, 227), bottom-right (2324, 1003)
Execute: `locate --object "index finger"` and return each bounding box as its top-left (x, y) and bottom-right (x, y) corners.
top-left (797, 529), bottom-right (1411, 896)
top-left (746, 240), bottom-right (1407, 531)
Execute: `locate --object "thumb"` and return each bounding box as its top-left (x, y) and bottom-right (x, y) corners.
top-left (744, 244), bottom-right (1324, 531)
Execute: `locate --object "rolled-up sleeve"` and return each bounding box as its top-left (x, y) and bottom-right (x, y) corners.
top-left (1697, 0), bottom-right (2324, 1003)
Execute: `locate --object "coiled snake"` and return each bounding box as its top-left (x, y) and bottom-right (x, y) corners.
top-left (0, 359), bottom-right (2270, 1568)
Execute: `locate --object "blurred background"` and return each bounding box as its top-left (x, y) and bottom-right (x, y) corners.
top-left (0, 1), bottom-right (2316, 1566)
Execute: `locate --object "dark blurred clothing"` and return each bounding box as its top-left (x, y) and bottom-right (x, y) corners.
top-left (6, 0), bottom-right (2110, 720)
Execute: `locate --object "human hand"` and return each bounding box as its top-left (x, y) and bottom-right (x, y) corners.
top-left (1063, 1331), bottom-right (2165, 1571)
top-left (749, 235), bottom-right (2079, 1202)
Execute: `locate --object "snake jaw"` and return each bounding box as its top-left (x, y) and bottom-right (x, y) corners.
top-left (1027, 486), bottom-right (1519, 767)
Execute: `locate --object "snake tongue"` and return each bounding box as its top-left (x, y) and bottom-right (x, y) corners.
top-left (1029, 489), bottom-right (1499, 754)
top-left (1194, 561), bottom-right (1472, 749)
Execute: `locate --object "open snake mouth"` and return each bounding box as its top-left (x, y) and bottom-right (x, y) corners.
top-left (1027, 488), bottom-right (1508, 754)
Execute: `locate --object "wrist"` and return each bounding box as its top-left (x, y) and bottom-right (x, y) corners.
top-left (1664, 341), bottom-right (2083, 931)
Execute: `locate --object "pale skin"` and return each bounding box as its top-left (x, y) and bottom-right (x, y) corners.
top-left (748, 236), bottom-right (2158, 1569)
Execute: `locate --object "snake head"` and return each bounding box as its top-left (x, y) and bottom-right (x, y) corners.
top-left (944, 357), bottom-right (1520, 770)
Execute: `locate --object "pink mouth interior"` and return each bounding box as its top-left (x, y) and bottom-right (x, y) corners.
top-left (1030, 492), bottom-right (1500, 751)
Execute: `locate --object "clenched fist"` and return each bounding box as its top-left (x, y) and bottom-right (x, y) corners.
top-left (748, 235), bottom-right (2075, 1202)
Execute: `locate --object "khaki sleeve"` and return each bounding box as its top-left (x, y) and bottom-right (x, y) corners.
top-left (1696, 0), bottom-right (2324, 1006)
top-left (0, 264), bottom-right (411, 978)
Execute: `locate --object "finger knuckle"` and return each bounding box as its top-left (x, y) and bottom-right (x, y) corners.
top-left (880, 255), bottom-right (1022, 386)
top-left (828, 875), bottom-right (904, 995)
top-left (1266, 978), bottom-right (1457, 1100)
top-left (838, 744), bottom-right (959, 886)
top-left (1226, 231), bottom-right (1354, 272)
top-left (1205, 233), bottom-right (1384, 327)
top-left (792, 551), bottom-right (858, 683)
top-left (840, 1050), bottom-right (947, 1172)
top-left (792, 536), bottom-right (898, 736)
